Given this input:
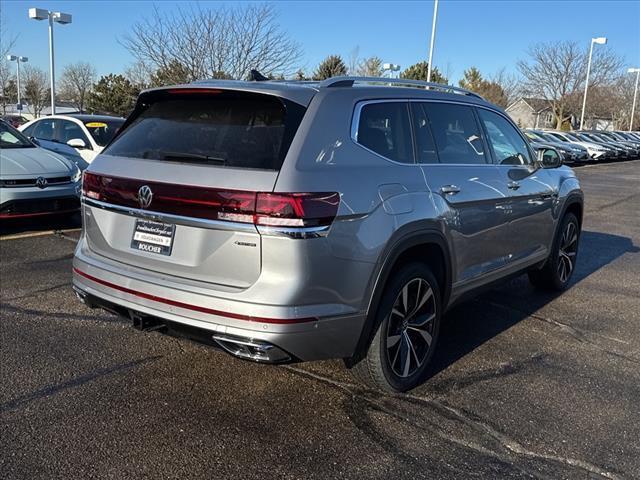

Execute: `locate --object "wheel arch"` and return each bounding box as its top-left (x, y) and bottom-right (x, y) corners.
top-left (347, 225), bottom-right (452, 362)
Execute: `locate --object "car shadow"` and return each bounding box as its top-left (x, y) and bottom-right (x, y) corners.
top-left (0, 211), bottom-right (81, 237)
top-left (419, 230), bottom-right (639, 391)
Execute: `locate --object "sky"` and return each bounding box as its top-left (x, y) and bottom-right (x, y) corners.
top-left (2, 0), bottom-right (639, 83)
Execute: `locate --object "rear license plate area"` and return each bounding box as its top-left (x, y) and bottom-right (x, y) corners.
top-left (131, 219), bottom-right (175, 256)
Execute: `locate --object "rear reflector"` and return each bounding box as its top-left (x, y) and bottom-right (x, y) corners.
top-left (83, 172), bottom-right (339, 228)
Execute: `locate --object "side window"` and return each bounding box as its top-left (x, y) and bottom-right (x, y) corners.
top-left (478, 109), bottom-right (532, 166)
top-left (21, 123), bottom-right (35, 137)
top-left (356, 102), bottom-right (414, 164)
top-left (410, 103), bottom-right (438, 164)
top-left (58, 120), bottom-right (91, 147)
top-left (422, 103), bottom-right (486, 164)
top-left (32, 119), bottom-right (55, 141)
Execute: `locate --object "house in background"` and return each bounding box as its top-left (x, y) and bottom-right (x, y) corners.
top-left (505, 97), bottom-right (555, 129)
top-left (506, 97), bottom-right (615, 131)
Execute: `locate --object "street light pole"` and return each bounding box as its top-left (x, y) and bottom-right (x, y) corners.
top-left (628, 67), bottom-right (640, 131)
top-left (6, 55), bottom-right (29, 107)
top-left (28, 7), bottom-right (72, 116)
top-left (48, 13), bottom-right (55, 114)
top-left (579, 36), bottom-right (607, 129)
top-left (426, 0), bottom-right (439, 83)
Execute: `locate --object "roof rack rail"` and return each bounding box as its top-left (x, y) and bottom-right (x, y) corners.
top-left (319, 76), bottom-right (484, 99)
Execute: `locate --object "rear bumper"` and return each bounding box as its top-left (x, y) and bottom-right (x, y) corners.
top-left (72, 245), bottom-right (366, 362)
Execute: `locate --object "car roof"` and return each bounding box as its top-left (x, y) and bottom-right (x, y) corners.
top-left (143, 76), bottom-right (494, 109)
top-left (66, 114), bottom-right (125, 122)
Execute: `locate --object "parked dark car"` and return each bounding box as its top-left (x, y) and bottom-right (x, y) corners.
top-left (2, 114), bottom-right (28, 128)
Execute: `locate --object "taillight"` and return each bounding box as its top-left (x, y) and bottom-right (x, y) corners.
top-left (255, 192), bottom-right (340, 227)
top-left (81, 173), bottom-right (340, 231)
top-left (82, 171), bottom-right (101, 199)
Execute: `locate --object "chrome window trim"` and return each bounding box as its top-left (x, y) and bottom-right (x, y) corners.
top-left (350, 98), bottom-right (514, 168)
top-left (82, 197), bottom-right (258, 233)
top-left (256, 224), bottom-right (331, 239)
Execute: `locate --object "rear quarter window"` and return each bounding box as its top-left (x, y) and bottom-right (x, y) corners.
top-left (104, 91), bottom-right (305, 171)
top-left (355, 102), bottom-right (414, 164)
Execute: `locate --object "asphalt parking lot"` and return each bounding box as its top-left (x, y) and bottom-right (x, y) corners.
top-left (1, 160), bottom-right (639, 479)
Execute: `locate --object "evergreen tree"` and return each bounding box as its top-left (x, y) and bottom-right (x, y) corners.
top-left (313, 55), bottom-right (347, 80)
top-left (87, 74), bottom-right (139, 117)
top-left (149, 60), bottom-right (192, 87)
top-left (400, 61), bottom-right (448, 84)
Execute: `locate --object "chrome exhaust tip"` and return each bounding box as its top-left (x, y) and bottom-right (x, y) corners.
top-left (212, 334), bottom-right (291, 363)
top-left (73, 286), bottom-right (91, 306)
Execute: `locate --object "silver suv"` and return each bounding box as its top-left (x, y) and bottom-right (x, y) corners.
top-left (72, 77), bottom-right (583, 392)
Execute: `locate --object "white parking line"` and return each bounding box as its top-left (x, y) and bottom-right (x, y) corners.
top-left (0, 228), bottom-right (81, 241)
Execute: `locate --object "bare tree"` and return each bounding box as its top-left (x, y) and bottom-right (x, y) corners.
top-left (491, 68), bottom-right (522, 107)
top-left (517, 41), bottom-right (623, 128)
top-left (121, 3), bottom-right (302, 81)
top-left (564, 75), bottom-right (640, 130)
top-left (0, 66), bottom-right (15, 114)
top-left (348, 46), bottom-right (360, 75)
top-left (23, 65), bottom-right (48, 118)
top-left (59, 62), bottom-right (96, 111)
top-left (125, 60), bottom-right (153, 90)
top-left (356, 57), bottom-right (383, 77)
top-left (0, 3), bottom-right (18, 113)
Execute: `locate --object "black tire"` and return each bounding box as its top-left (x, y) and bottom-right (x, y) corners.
top-left (347, 262), bottom-right (441, 393)
top-left (528, 212), bottom-right (580, 291)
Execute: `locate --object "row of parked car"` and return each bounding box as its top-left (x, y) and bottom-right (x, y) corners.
top-left (523, 128), bottom-right (640, 163)
top-left (0, 114), bottom-right (123, 219)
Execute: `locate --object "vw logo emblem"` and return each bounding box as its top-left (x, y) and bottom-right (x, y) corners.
top-left (36, 176), bottom-right (48, 189)
top-left (138, 185), bottom-right (153, 209)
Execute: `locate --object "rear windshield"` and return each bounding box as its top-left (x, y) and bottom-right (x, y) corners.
top-left (84, 119), bottom-right (124, 147)
top-left (104, 91), bottom-right (305, 170)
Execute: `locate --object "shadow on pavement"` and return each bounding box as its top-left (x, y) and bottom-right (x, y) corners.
top-left (423, 230), bottom-right (639, 386)
top-left (0, 211), bottom-right (81, 237)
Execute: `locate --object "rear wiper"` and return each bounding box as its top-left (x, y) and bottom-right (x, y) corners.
top-left (154, 151), bottom-right (227, 165)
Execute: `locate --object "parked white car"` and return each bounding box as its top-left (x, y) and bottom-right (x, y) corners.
top-left (20, 114), bottom-right (125, 163)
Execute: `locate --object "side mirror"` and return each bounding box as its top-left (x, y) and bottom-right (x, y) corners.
top-left (67, 138), bottom-right (88, 149)
top-left (537, 147), bottom-right (562, 168)
top-left (29, 136), bottom-right (40, 146)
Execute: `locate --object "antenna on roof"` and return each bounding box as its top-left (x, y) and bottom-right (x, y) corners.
top-left (249, 69), bottom-right (269, 82)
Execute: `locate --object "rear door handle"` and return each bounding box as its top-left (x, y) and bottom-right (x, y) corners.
top-left (440, 185), bottom-right (461, 195)
top-left (507, 181), bottom-right (520, 190)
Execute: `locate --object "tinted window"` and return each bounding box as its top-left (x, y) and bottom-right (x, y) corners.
top-left (105, 92), bottom-right (305, 171)
top-left (548, 132), bottom-right (568, 142)
top-left (410, 103), bottom-right (438, 164)
top-left (357, 102), bottom-right (413, 163)
top-left (59, 120), bottom-right (91, 146)
top-left (84, 119), bottom-right (124, 147)
top-left (32, 119), bottom-right (55, 141)
top-left (0, 121), bottom-right (34, 148)
top-left (478, 109), bottom-right (532, 165)
top-left (422, 103), bottom-right (486, 164)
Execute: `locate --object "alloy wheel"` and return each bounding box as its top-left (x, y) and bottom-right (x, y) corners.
top-left (558, 221), bottom-right (578, 283)
top-left (385, 278), bottom-right (437, 378)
